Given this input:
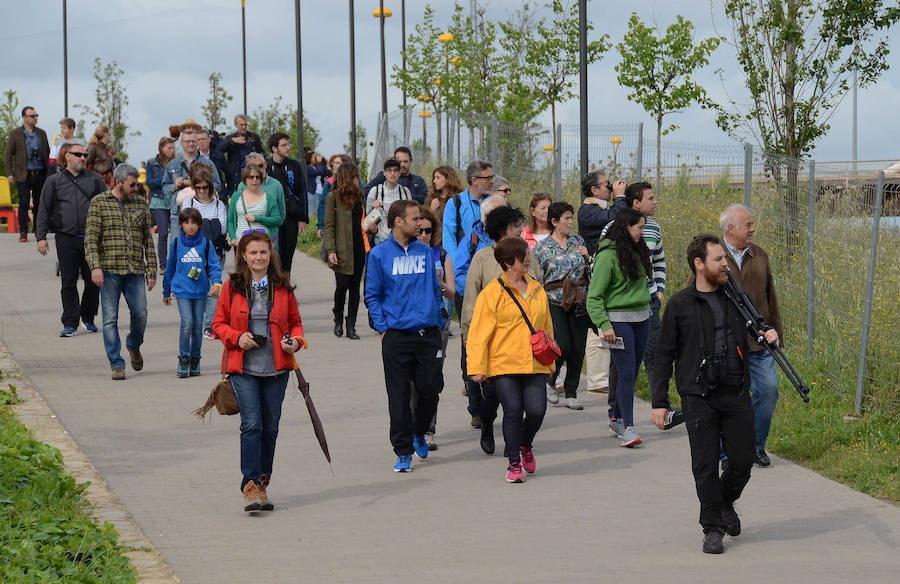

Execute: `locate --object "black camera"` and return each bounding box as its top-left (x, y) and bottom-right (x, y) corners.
top-left (251, 334), bottom-right (268, 347)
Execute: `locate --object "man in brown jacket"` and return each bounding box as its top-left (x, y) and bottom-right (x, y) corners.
top-left (5, 106), bottom-right (50, 241)
top-left (720, 204), bottom-right (784, 468)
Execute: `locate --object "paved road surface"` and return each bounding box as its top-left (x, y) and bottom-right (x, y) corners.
top-left (0, 234), bottom-right (897, 583)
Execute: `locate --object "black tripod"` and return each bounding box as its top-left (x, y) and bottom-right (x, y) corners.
top-left (721, 268), bottom-right (811, 402)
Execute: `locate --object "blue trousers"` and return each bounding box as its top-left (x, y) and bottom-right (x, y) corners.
top-left (176, 297), bottom-right (205, 359)
top-left (231, 372), bottom-right (289, 491)
top-left (748, 349), bottom-right (779, 451)
top-left (608, 319), bottom-right (650, 428)
top-left (100, 272), bottom-right (147, 370)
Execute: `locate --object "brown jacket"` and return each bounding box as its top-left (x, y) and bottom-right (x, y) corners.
top-left (724, 240), bottom-right (783, 351)
top-left (5, 125), bottom-right (50, 182)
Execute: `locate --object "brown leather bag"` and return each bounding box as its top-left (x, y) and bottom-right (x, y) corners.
top-left (192, 351), bottom-right (240, 421)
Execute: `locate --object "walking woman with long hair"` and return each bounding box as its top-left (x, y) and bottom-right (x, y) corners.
top-left (212, 231), bottom-right (306, 512)
top-left (586, 208), bottom-right (652, 448)
top-left (424, 165), bottom-right (464, 226)
top-left (467, 237), bottom-right (555, 483)
top-left (323, 161), bottom-right (367, 340)
top-left (87, 125), bottom-right (114, 186)
top-left (146, 137), bottom-right (176, 270)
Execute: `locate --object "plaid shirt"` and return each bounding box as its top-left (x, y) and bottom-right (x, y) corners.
top-left (85, 190), bottom-right (157, 279)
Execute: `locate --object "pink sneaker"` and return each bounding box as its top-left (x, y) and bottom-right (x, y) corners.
top-left (520, 446), bottom-right (536, 473)
top-left (506, 462), bottom-right (525, 483)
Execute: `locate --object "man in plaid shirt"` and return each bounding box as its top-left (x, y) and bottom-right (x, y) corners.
top-left (85, 164), bottom-right (157, 380)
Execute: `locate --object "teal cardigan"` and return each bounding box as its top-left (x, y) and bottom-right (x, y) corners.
top-left (227, 189), bottom-right (284, 242)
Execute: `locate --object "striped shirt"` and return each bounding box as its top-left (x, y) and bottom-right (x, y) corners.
top-left (599, 216), bottom-right (666, 295)
top-left (85, 190), bottom-right (157, 279)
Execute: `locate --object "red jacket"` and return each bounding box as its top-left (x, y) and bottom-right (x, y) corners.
top-left (212, 279), bottom-right (304, 374)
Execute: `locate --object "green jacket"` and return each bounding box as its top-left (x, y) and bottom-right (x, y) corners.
top-left (323, 191), bottom-right (363, 275)
top-left (586, 239), bottom-right (651, 332)
top-left (227, 189), bottom-right (283, 242)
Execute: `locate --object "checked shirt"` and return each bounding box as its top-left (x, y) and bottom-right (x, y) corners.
top-left (85, 190), bottom-right (157, 279)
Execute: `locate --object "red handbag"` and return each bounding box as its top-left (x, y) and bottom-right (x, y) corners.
top-left (497, 277), bottom-right (561, 366)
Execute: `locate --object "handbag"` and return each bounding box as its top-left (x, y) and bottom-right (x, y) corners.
top-left (496, 277), bottom-right (561, 366)
top-left (192, 350), bottom-right (240, 421)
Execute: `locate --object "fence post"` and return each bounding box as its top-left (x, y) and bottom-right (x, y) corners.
top-left (554, 124), bottom-right (563, 202)
top-left (635, 122), bottom-right (643, 181)
top-left (855, 170), bottom-right (884, 415)
top-left (743, 143), bottom-right (753, 209)
top-left (490, 116), bottom-right (499, 171)
top-left (806, 160), bottom-right (816, 359)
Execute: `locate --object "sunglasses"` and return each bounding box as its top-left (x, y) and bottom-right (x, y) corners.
top-left (26, 113), bottom-right (38, 118)
top-left (194, 185), bottom-right (210, 191)
top-left (246, 175), bottom-right (263, 181)
top-left (418, 227), bottom-right (433, 235)
top-left (68, 151), bottom-right (87, 158)
top-left (242, 228), bottom-right (267, 236)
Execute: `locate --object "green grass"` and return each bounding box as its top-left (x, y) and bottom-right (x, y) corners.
top-left (0, 391), bottom-right (137, 582)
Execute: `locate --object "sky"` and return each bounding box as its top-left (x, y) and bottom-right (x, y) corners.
top-left (2, 0), bottom-right (897, 165)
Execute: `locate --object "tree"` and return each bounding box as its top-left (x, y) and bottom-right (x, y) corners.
top-left (202, 72), bottom-right (232, 133)
top-left (500, 0), bottom-right (609, 152)
top-left (246, 96), bottom-right (320, 159)
top-left (74, 58), bottom-right (138, 161)
top-left (0, 89), bottom-right (20, 181)
top-left (343, 122), bottom-right (369, 178)
top-left (615, 13), bottom-right (721, 188)
top-left (715, 0), bottom-right (899, 245)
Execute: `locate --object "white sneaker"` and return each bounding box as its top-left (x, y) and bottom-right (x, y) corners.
top-left (608, 418), bottom-right (625, 438)
top-left (566, 397), bottom-right (583, 410)
top-left (546, 385), bottom-right (559, 405)
top-left (621, 426), bottom-right (642, 448)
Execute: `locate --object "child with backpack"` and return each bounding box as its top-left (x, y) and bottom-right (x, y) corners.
top-left (163, 207), bottom-right (223, 377)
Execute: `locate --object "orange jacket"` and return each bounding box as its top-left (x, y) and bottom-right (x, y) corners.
top-left (212, 279), bottom-right (304, 374)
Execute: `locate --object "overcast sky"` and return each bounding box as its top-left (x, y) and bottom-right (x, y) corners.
top-left (3, 0), bottom-right (897, 164)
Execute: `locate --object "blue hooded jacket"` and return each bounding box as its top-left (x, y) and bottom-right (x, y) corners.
top-left (452, 219), bottom-right (494, 295)
top-left (364, 233), bottom-right (445, 333)
top-left (162, 231), bottom-right (223, 300)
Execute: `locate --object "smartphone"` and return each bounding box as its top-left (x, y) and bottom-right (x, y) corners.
top-left (600, 336), bottom-right (625, 350)
top-left (251, 334), bottom-right (268, 347)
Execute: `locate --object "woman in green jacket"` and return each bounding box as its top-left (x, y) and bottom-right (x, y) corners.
top-left (323, 161), bottom-right (367, 340)
top-left (586, 208), bottom-right (651, 448)
top-left (227, 164), bottom-right (284, 247)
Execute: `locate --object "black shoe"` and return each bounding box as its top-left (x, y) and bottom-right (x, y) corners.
top-left (702, 529), bottom-right (725, 554)
top-left (480, 423), bottom-right (495, 455)
top-left (721, 503), bottom-right (741, 537)
top-left (470, 415), bottom-right (482, 429)
top-left (720, 458), bottom-right (729, 474)
top-left (332, 309), bottom-right (343, 337)
top-left (345, 317), bottom-right (360, 340)
top-left (754, 449), bottom-right (771, 467)
top-left (663, 409), bottom-right (685, 430)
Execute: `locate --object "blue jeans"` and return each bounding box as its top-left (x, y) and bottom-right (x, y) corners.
top-left (176, 297), bottom-right (205, 359)
top-left (100, 272), bottom-right (148, 370)
top-left (231, 372), bottom-right (289, 491)
top-left (749, 349), bottom-right (779, 451)
top-left (608, 319), bottom-right (650, 428)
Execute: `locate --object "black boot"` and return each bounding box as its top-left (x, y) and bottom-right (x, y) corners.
top-left (345, 317), bottom-right (360, 340)
top-left (189, 357), bottom-right (201, 377)
top-left (480, 422), bottom-right (495, 455)
top-left (332, 309), bottom-right (343, 337)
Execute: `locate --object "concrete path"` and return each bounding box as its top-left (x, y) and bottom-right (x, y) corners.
top-left (0, 234), bottom-right (897, 583)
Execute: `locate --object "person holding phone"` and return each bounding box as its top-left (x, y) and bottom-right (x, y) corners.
top-left (212, 231), bottom-right (306, 513)
top-left (586, 208), bottom-right (652, 448)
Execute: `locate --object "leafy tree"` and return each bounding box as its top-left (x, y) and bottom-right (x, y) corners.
top-left (0, 89), bottom-right (21, 181)
top-left (343, 122), bottom-right (369, 178)
top-left (74, 58), bottom-right (139, 161)
top-left (500, 0), bottom-right (609, 152)
top-left (615, 13), bottom-right (721, 188)
top-left (202, 72), bottom-right (232, 133)
top-left (247, 96), bottom-right (320, 159)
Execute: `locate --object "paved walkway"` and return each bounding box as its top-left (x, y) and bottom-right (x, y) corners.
top-left (1, 234), bottom-right (898, 583)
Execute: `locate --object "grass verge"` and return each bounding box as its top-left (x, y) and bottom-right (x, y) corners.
top-left (0, 384), bottom-right (137, 582)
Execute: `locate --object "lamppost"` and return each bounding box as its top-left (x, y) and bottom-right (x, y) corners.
top-left (578, 0), bottom-right (588, 177)
top-left (294, 0), bottom-right (304, 159)
top-left (349, 0), bottom-right (357, 162)
top-left (242, 0), bottom-right (248, 115)
top-left (63, 0), bottom-right (68, 116)
top-left (401, 0), bottom-right (407, 143)
top-left (373, 4), bottom-right (393, 127)
top-left (419, 108), bottom-right (432, 160)
top-left (610, 136), bottom-right (621, 177)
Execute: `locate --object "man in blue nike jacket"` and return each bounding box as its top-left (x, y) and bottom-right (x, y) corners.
top-left (365, 200), bottom-right (446, 473)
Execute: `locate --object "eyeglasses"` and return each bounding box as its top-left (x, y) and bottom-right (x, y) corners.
top-left (26, 113), bottom-right (38, 118)
top-left (68, 151), bottom-right (87, 158)
top-left (241, 228), bottom-right (267, 236)
top-left (475, 174), bottom-right (495, 181)
top-left (496, 187), bottom-right (511, 194)
top-left (418, 227), bottom-right (433, 235)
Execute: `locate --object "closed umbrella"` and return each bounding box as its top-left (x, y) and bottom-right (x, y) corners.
top-left (293, 363), bottom-right (334, 476)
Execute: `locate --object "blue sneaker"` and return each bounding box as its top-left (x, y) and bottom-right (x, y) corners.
top-left (393, 454), bottom-right (412, 473)
top-left (82, 322), bottom-right (99, 333)
top-left (412, 435), bottom-right (429, 459)
top-left (60, 327), bottom-right (76, 337)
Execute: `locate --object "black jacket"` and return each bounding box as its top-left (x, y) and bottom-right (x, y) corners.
top-left (35, 169), bottom-right (107, 239)
top-left (268, 156), bottom-right (308, 222)
top-left (650, 284), bottom-right (753, 409)
top-left (200, 148), bottom-right (230, 199)
top-left (578, 195), bottom-right (627, 255)
top-left (365, 171), bottom-right (428, 204)
top-left (217, 131), bottom-right (263, 189)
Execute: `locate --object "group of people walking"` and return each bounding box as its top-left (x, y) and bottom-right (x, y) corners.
top-left (11, 105), bottom-right (787, 554)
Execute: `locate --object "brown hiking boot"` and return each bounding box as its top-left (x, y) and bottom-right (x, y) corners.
top-left (128, 348), bottom-right (143, 371)
top-left (111, 367), bottom-right (126, 380)
top-left (242, 481), bottom-right (262, 512)
top-left (258, 474), bottom-right (274, 511)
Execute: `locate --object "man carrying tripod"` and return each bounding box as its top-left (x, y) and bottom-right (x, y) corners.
top-left (651, 234), bottom-right (779, 554)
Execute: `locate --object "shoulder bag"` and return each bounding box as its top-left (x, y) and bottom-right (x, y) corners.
top-left (192, 349), bottom-right (239, 420)
top-left (496, 276), bottom-right (561, 366)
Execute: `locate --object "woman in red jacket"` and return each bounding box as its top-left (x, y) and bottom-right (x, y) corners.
top-left (212, 230), bottom-right (306, 512)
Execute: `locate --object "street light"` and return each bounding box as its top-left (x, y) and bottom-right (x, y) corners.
top-left (438, 32), bottom-right (454, 164)
top-left (611, 136), bottom-right (622, 177)
top-left (419, 108), bottom-right (432, 158)
top-left (543, 144), bottom-right (555, 165)
top-left (374, 3), bottom-right (392, 125)
top-left (242, 0), bottom-right (248, 115)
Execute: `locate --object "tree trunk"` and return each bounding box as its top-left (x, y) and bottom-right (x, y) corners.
top-left (656, 115), bottom-right (663, 190)
top-left (782, 0), bottom-right (800, 258)
top-left (436, 110), bottom-right (442, 162)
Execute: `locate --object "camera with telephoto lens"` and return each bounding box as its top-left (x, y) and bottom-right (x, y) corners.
top-left (696, 346), bottom-right (728, 386)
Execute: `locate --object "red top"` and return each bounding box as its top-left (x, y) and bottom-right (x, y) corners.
top-left (212, 280), bottom-right (304, 373)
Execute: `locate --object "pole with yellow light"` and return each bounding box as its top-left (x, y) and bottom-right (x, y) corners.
top-left (241, 0), bottom-right (247, 115)
top-left (374, 4), bottom-right (393, 125)
top-left (610, 135), bottom-right (621, 178)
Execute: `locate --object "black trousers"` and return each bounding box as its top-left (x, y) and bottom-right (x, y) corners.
top-left (333, 270), bottom-right (362, 321)
top-left (382, 327), bottom-right (444, 455)
top-left (56, 233), bottom-right (99, 328)
top-left (16, 171), bottom-right (46, 235)
top-left (682, 388), bottom-right (755, 531)
top-left (493, 374), bottom-right (547, 463)
top-left (278, 217), bottom-right (299, 273)
top-left (455, 294), bottom-right (483, 416)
